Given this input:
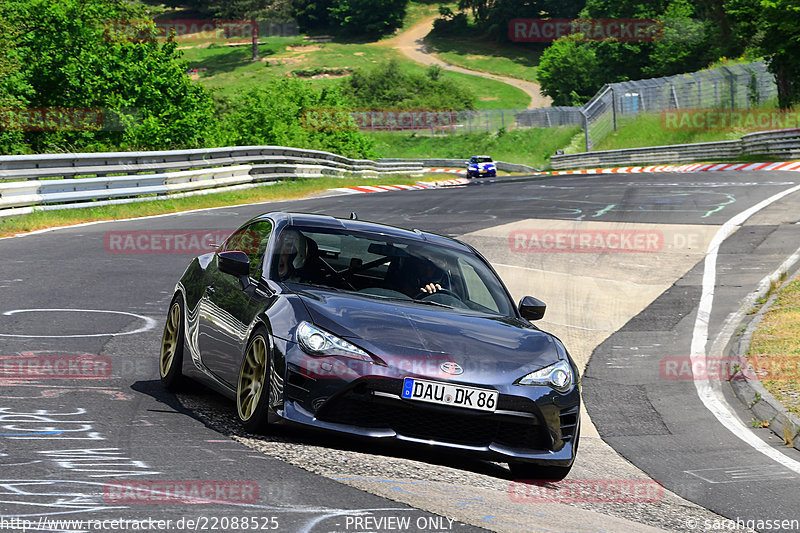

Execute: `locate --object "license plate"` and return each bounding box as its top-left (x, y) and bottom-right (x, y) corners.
top-left (402, 378), bottom-right (498, 412)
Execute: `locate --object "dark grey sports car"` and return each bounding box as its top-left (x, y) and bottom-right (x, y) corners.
top-left (159, 212), bottom-right (580, 479)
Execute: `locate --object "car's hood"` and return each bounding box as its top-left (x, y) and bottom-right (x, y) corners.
top-left (470, 162), bottom-right (495, 169)
top-left (294, 287), bottom-right (560, 375)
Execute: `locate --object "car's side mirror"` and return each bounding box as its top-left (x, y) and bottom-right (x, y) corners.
top-left (519, 296), bottom-right (546, 320)
top-left (218, 251), bottom-right (252, 290)
top-left (218, 250), bottom-right (250, 276)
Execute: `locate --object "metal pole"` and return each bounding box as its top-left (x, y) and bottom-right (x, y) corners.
top-left (611, 87), bottom-right (617, 130)
top-left (581, 109), bottom-right (591, 152)
top-left (720, 66), bottom-right (736, 109)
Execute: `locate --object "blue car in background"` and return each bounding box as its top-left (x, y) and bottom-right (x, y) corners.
top-left (466, 155), bottom-right (496, 178)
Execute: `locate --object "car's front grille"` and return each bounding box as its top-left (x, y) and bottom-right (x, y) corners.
top-left (316, 390), bottom-right (549, 450)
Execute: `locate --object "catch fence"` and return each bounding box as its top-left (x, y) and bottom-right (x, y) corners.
top-left (364, 61), bottom-right (777, 152)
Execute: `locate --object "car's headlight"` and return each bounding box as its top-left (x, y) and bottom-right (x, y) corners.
top-left (296, 321), bottom-right (373, 362)
top-left (515, 360), bottom-right (574, 392)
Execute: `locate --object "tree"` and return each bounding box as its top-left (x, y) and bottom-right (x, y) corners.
top-left (0, 0), bottom-right (216, 153)
top-left (536, 35), bottom-right (604, 105)
top-left (0, 14), bottom-right (27, 153)
top-left (457, 0), bottom-right (584, 41)
top-left (207, 0), bottom-right (292, 60)
top-left (327, 0), bottom-right (408, 38)
top-left (727, 0), bottom-right (800, 109)
top-left (645, 0), bottom-right (712, 77)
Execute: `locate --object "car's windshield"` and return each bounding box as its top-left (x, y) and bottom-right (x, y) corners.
top-left (271, 226), bottom-right (514, 316)
top-left (471, 157), bottom-right (493, 163)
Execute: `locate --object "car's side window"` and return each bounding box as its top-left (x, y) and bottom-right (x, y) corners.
top-left (458, 258), bottom-right (500, 313)
top-left (222, 220), bottom-right (273, 279)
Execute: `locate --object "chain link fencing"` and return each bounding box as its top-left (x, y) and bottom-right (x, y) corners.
top-left (360, 61), bottom-right (777, 152)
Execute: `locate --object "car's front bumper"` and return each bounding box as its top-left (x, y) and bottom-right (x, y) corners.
top-left (275, 341), bottom-right (580, 465)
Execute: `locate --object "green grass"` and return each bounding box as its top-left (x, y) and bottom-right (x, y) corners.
top-left (368, 126), bottom-right (580, 169)
top-left (589, 113), bottom-right (743, 152)
top-left (747, 278), bottom-right (800, 416)
top-left (0, 175), bottom-right (425, 238)
top-left (398, 2), bottom-right (445, 33)
top-left (180, 39), bottom-right (530, 109)
top-left (424, 30), bottom-right (541, 83)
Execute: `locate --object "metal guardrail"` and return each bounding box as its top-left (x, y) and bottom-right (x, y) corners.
top-left (550, 141), bottom-right (742, 169)
top-left (0, 146), bottom-right (420, 181)
top-left (0, 146), bottom-right (424, 217)
top-left (550, 127), bottom-right (800, 170)
top-left (378, 158), bottom-right (541, 173)
top-left (741, 128), bottom-right (800, 158)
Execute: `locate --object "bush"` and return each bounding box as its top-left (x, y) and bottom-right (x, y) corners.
top-left (217, 80), bottom-right (376, 159)
top-left (342, 60), bottom-right (476, 110)
top-left (432, 6), bottom-right (469, 35)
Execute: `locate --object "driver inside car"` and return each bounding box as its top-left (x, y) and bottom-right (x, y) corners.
top-left (276, 230), bottom-right (320, 283)
top-left (397, 252), bottom-right (451, 297)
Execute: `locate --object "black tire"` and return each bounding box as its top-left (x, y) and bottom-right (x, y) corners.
top-left (236, 327), bottom-right (273, 433)
top-left (159, 295), bottom-right (186, 390)
top-left (508, 462), bottom-right (573, 481)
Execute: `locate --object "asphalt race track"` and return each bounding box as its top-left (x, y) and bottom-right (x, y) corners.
top-left (1, 170), bottom-right (800, 532)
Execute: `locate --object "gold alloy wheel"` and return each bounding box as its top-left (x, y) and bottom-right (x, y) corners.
top-left (237, 335), bottom-right (268, 421)
top-left (159, 302), bottom-right (181, 378)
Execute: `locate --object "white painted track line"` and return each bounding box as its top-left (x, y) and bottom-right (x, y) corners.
top-left (690, 182), bottom-right (800, 474)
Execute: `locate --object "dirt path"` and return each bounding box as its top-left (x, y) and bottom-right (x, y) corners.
top-left (380, 16), bottom-right (551, 109)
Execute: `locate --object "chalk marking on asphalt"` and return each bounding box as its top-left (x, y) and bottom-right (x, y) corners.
top-left (691, 183), bottom-right (800, 474)
top-left (593, 204), bottom-right (616, 217)
top-left (0, 309), bottom-right (156, 338)
top-left (702, 193), bottom-right (736, 218)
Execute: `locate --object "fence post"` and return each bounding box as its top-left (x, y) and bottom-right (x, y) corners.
top-left (721, 66), bottom-right (736, 109)
top-left (581, 109), bottom-right (591, 152)
top-left (485, 109), bottom-right (489, 133)
top-left (611, 87), bottom-right (617, 131)
top-left (501, 109), bottom-right (505, 129)
top-left (467, 112), bottom-right (472, 134)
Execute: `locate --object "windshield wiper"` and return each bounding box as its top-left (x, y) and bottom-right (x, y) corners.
top-left (374, 296), bottom-right (454, 309)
